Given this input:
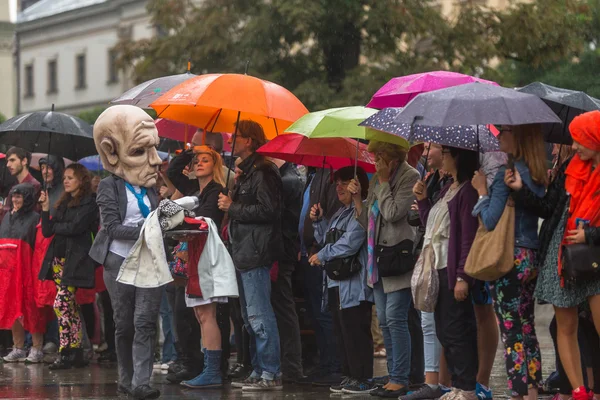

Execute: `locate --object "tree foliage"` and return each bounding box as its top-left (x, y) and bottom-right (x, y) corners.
top-left (116, 0), bottom-right (598, 111)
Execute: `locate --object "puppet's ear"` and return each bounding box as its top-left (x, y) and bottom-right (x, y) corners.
top-left (100, 137), bottom-right (119, 167)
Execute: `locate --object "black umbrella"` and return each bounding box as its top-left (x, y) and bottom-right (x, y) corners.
top-left (394, 82), bottom-right (563, 127)
top-left (111, 65), bottom-right (196, 109)
top-left (516, 82), bottom-right (600, 144)
top-left (0, 107), bottom-right (96, 161)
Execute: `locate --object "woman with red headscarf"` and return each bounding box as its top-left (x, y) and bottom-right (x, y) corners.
top-left (506, 110), bottom-right (600, 400)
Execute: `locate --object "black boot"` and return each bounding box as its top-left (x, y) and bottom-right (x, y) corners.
top-left (166, 353), bottom-right (204, 384)
top-left (72, 348), bottom-right (88, 368)
top-left (49, 349), bottom-right (73, 370)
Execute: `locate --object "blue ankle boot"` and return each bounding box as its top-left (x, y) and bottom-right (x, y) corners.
top-left (181, 349), bottom-right (223, 389)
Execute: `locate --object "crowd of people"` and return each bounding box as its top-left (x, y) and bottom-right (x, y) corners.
top-left (1, 107), bottom-right (600, 400)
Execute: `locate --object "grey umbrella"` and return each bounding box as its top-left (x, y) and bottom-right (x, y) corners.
top-left (394, 82), bottom-right (563, 128)
top-left (111, 70), bottom-right (196, 109)
top-left (516, 82), bottom-right (600, 144)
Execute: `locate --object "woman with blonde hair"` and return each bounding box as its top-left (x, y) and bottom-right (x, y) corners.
top-left (180, 146), bottom-right (228, 389)
top-left (348, 140), bottom-right (420, 397)
top-left (471, 124), bottom-right (547, 400)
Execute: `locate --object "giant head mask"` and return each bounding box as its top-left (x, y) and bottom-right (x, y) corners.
top-left (93, 105), bottom-right (162, 187)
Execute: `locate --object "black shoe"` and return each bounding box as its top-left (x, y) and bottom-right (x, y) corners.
top-left (97, 350), bottom-right (117, 363)
top-left (312, 372), bottom-right (344, 387)
top-left (117, 385), bottom-right (132, 396)
top-left (228, 363), bottom-right (252, 379)
top-left (49, 349), bottom-right (73, 370)
top-left (166, 365), bottom-right (203, 384)
top-left (132, 385), bottom-right (160, 400)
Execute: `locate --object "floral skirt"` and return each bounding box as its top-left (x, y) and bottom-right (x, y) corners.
top-left (52, 258), bottom-right (82, 351)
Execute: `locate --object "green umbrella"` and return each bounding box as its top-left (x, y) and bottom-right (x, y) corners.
top-left (285, 106), bottom-right (409, 147)
top-left (285, 106), bottom-right (409, 176)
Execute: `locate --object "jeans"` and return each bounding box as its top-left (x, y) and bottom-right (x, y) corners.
top-left (159, 288), bottom-right (177, 363)
top-left (238, 266), bottom-right (281, 380)
top-left (421, 312), bottom-right (441, 373)
top-left (300, 256), bottom-right (339, 373)
top-left (373, 282), bottom-right (412, 386)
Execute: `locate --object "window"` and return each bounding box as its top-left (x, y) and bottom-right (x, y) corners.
top-left (76, 54), bottom-right (86, 89)
top-left (24, 64), bottom-right (34, 97)
top-left (47, 60), bottom-right (57, 94)
top-left (108, 49), bottom-right (119, 84)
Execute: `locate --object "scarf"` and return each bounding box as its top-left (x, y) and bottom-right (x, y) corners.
top-left (559, 111), bottom-right (600, 283)
top-left (125, 182), bottom-right (150, 218)
top-left (367, 200), bottom-right (380, 285)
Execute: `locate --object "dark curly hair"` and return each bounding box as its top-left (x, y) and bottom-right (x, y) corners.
top-left (55, 163), bottom-right (93, 209)
top-left (333, 166), bottom-right (369, 200)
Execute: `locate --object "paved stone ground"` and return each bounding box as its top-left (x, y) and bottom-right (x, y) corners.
top-left (0, 305), bottom-right (557, 399)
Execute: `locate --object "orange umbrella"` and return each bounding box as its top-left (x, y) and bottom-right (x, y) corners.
top-left (149, 73), bottom-right (309, 140)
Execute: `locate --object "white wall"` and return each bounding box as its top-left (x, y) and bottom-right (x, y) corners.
top-left (18, 0), bottom-right (152, 114)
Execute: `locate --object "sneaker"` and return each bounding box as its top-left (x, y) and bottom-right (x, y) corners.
top-left (153, 362), bottom-right (163, 370)
top-left (330, 376), bottom-right (351, 393)
top-left (476, 383), bottom-right (493, 400)
top-left (42, 342), bottom-right (58, 354)
top-left (3, 348), bottom-right (27, 363)
top-left (25, 348), bottom-right (44, 364)
top-left (231, 375), bottom-right (260, 389)
top-left (242, 378), bottom-right (283, 391)
top-left (161, 361), bottom-right (174, 370)
top-left (400, 384), bottom-right (445, 400)
top-left (342, 379), bottom-right (375, 394)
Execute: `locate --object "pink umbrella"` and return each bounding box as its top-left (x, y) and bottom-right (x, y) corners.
top-left (155, 118), bottom-right (232, 152)
top-left (367, 71), bottom-right (498, 109)
top-left (0, 153), bottom-right (4, 159)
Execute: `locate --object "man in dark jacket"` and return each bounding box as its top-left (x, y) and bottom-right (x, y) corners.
top-left (218, 120), bottom-right (283, 391)
top-left (270, 158), bottom-right (304, 381)
top-left (297, 167), bottom-right (342, 385)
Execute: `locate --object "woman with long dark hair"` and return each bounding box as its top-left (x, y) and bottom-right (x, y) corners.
top-left (414, 146), bottom-right (480, 400)
top-left (39, 163), bottom-right (99, 370)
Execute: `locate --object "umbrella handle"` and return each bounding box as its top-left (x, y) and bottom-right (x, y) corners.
top-left (224, 110), bottom-right (242, 195)
top-left (354, 139), bottom-right (359, 178)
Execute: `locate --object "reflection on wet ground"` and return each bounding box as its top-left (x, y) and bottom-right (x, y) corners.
top-left (0, 305), bottom-right (557, 399)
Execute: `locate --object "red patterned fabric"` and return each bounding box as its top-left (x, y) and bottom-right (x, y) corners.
top-left (0, 238), bottom-right (47, 333)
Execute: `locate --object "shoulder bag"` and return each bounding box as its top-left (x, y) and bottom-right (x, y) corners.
top-left (323, 227), bottom-right (361, 281)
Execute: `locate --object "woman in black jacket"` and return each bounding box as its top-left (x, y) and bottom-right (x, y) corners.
top-left (39, 163), bottom-right (99, 370)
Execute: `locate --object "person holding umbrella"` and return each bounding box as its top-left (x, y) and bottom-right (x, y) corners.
top-left (505, 111), bottom-right (600, 400)
top-left (471, 124), bottom-right (548, 400)
top-left (38, 163), bottom-right (99, 370)
top-left (217, 120), bottom-right (284, 391)
top-left (347, 140), bottom-right (419, 398)
top-left (39, 155), bottom-right (65, 215)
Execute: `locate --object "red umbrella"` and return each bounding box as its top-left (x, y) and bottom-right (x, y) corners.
top-left (257, 133), bottom-right (375, 173)
top-left (0, 153), bottom-right (4, 159)
top-left (155, 119), bottom-right (232, 152)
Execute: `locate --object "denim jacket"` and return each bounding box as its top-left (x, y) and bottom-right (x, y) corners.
top-left (313, 203), bottom-right (373, 310)
top-left (472, 160), bottom-right (545, 249)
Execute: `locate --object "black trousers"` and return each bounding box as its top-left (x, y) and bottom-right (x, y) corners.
top-left (271, 261), bottom-right (303, 377)
top-left (329, 288), bottom-right (373, 380)
top-left (81, 303), bottom-right (95, 339)
top-left (435, 269), bottom-right (478, 391)
top-left (549, 315), bottom-right (600, 394)
top-left (100, 290), bottom-right (115, 352)
top-left (408, 302), bottom-right (425, 384)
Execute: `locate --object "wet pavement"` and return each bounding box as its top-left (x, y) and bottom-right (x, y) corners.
top-left (0, 305), bottom-right (557, 399)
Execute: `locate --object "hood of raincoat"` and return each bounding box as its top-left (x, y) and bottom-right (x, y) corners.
top-left (38, 155), bottom-right (65, 188)
top-left (9, 183), bottom-right (37, 214)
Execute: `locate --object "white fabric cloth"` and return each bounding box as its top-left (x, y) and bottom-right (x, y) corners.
top-left (193, 217), bottom-right (239, 300)
top-left (109, 186), bottom-right (151, 258)
top-left (185, 295), bottom-right (228, 308)
top-left (116, 208), bottom-right (182, 288)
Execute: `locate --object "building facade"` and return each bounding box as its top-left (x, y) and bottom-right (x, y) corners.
top-left (16, 0), bottom-right (153, 115)
top-left (0, 2), bottom-right (15, 119)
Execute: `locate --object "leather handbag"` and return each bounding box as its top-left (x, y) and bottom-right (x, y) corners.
top-left (562, 243), bottom-right (600, 281)
top-left (465, 198), bottom-right (515, 281)
top-left (323, 227), bottom-right (362, 281)
top-left (376, 239), bottom-right (417, 278)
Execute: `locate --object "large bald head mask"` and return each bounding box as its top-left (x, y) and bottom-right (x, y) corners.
top-left (94, 105), bottom-right (162, 187)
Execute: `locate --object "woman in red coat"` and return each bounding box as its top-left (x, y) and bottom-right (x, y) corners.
top-left (0, 183), bottom-right (46, 363)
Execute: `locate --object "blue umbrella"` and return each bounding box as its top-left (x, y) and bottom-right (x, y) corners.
top-left (360, 107), bottom-right (500, 153)
top-left (79, 151), bottom-right (170, 172)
